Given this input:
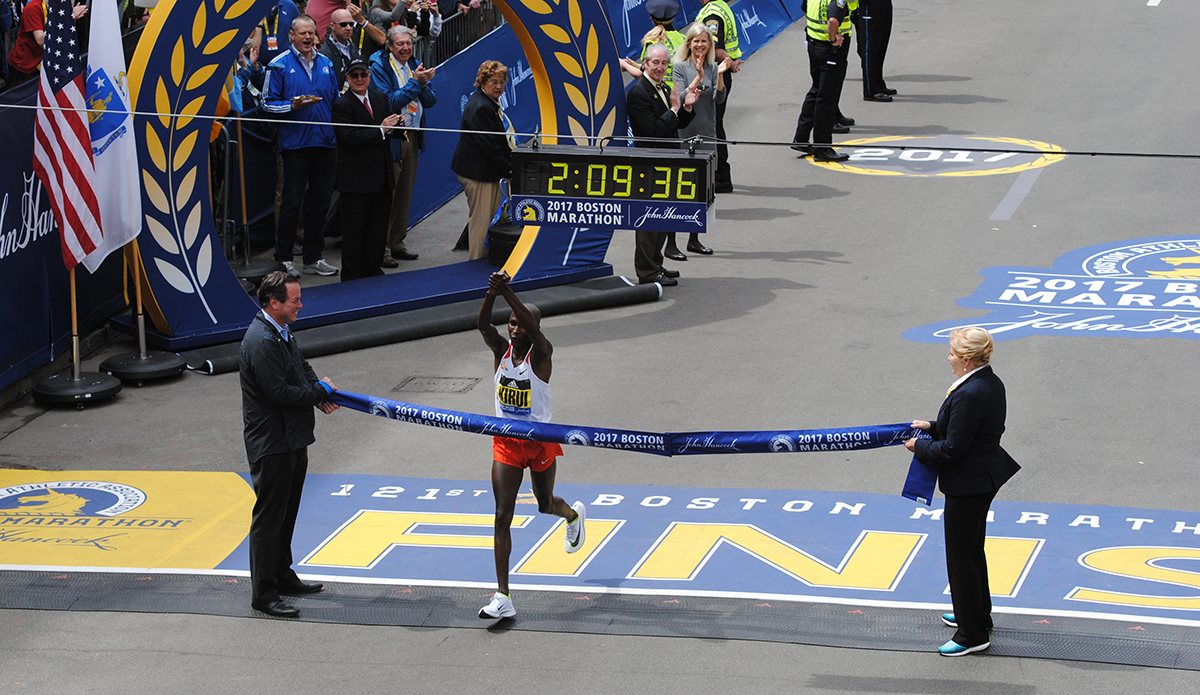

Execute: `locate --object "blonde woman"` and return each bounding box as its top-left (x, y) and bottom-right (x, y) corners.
top-left (662, 23), bottom-right (729, 259)
top-left (904, 327), bottom-right (1020, 657)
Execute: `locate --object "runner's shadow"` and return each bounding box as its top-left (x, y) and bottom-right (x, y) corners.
top-left (845, 125), bottom-right (974, 136)
top-left (486, 617), bottom-right (516, 633)
top-left (733, 184), bottom-right (850, 201)
top-left (553, 276), bottom-right (818, 347)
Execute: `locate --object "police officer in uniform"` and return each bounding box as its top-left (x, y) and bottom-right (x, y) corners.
top-left (697, 0), bottom-right (741, 193)
top-left (853, 0), bottom-right (895, 101)
top-left (791, 0), bottom-right (852, 163)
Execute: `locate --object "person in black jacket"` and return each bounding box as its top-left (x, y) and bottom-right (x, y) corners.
top-left (626, 43), bottom-right (697, 286)
top-left (450, 60), bottom-right (514, 261)
top-left (904, 326), bottom-right (1020, 657)
top-left (332, 59), bottom-right (401, 280)
top-left (240, 271), bottom-right (340, 618)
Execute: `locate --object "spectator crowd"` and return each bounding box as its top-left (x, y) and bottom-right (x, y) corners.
top-left (2, 0), bottom-right (894, 288)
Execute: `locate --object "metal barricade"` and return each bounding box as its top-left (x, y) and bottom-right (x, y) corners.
top-left (427, 4), bottom-right (505, 68)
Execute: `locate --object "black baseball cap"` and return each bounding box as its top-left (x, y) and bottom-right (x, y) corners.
top-left (646, 0), bottom-right (679, 21)
top-left (346, 59), bottom-right (370, 74)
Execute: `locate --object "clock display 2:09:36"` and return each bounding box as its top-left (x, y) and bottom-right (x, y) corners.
top-left (546, 162), bottom-right (700, 201)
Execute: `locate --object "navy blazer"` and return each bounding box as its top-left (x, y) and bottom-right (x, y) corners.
top-left (450, 88), bottom-right (512, 182)
top-left (913, 365), bottom-right (1020, 496)
top-left (626, 75), bottom-right (696, 148)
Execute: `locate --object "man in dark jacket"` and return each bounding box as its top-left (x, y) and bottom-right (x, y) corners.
top-left (240, 271), bottom-right (339, 618)
top-left (369, 25), bottom-right (437, 265)
top-left (332, 59), bottom-right (401, 281)
top-left (626, 43), bottom-right (696, 286)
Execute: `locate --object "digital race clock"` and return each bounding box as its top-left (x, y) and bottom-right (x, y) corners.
top-left (510, 144), bottom-right (715, 233)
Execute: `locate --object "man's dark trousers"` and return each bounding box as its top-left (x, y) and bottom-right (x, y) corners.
top-left (854, 0), bottom-right (893, 97)
top-left (276, 146), bottom-right (336, 265)
top-left (248, 447), bottom-right (309, 603)
top-left (714, 72), bottom-right (731, 186)
top-left (793, 39), bottom-right (848, 153)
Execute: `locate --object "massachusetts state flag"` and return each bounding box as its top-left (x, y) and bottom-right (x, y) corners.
top-left (31, 0), bottom-right (103, 271)
top-left (81, 0), bottom-right (141, 273)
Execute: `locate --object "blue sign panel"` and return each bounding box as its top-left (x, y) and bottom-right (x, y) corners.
top-left (511, 195), bottom-right (710, 233)
top-left (906, 236), bottom-right (1200, 343)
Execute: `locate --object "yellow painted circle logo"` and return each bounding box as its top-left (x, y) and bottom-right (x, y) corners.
top-left (810, 135), bottom-right (1065, 177)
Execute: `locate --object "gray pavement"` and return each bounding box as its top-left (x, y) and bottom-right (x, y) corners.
top-left (4, 0), bottom-right (1200, 692)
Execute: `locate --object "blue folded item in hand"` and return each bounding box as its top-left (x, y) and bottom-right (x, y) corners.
top-left (902, 456), bottom-right (938, 505)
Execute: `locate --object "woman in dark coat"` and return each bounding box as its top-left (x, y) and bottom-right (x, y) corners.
top-left (450, 61), bottom-right (513, 261)
top-left (905, 326), bottom-right (1020, 657)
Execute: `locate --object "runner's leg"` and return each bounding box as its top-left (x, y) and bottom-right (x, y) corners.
top-left (491, 460), bottom-right (524, 596)
top-left (530, 461), bottom-right (576, 521)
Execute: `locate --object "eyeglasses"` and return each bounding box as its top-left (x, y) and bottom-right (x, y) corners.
top-left (486, 79), bottom-right (506, 86)
top-left (347, 72), bottom-right (370, 79)
top-left (337, 21), bottom-right (355, 27)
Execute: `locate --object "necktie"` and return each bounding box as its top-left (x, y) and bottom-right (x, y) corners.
top-left (363, 96), bottom-right (372, 118)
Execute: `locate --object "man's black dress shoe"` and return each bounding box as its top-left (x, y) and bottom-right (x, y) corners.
top-left (714, 181), bottom-right (734, 194)
top-left (882, 88), bottom-right (897, 95)
top-left (791, 142), bottom-right (815, 155)
top-left (864, 93), bottom-right (893, 102)
top-left (832, 122), bottom-right (850, 134)
top-left (642, 274), bottom-right (677, 286)
top-left (393, 250), bottom-right (419, 261)
top-left (814, 152), bottom-right (850, 163)
top-left (838, 116), bottom-right (855, 126)
top-left (661, 268), bottom-right (680, 279)
top-left (664, 249), bottom-right (687, 261)
top-left (280, 580), bottom-right (324, 595)
top-left (252, 599), bottom-right (300, 618)
top-left (686, 242), bottom-right (713, 255)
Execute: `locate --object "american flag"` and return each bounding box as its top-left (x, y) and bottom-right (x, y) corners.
top-left (32, 0), bottom-right (104, 270)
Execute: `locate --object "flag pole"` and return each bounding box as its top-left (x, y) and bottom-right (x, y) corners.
top-left (98, 240), bottom-right (188, 385)
top-left (70, 266), bottom-right (81, 381)
top-left (32, 265), bottom-right (123, 408)
top-left (231, 112), bottom-right (283, 286)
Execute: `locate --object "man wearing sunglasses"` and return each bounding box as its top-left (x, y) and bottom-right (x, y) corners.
top-left (331, 59), bottom-right (402, 281)
top-left (320, 8), bottom-right (363, 92)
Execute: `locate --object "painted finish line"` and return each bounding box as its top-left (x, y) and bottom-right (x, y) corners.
top-left (4, 472), bottom-right (1200, 627)
top-left (328, 391), bottom-right (919, 457)
top-left (261, 477), bottom-right (1200, 626)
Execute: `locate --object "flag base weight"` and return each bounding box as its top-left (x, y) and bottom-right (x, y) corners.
top-left (100, 351), bottom-right (187, 386)
top-left (233, 259), bottom-right (285, 286)
top-left (32, 372), bottom-right (123, 408)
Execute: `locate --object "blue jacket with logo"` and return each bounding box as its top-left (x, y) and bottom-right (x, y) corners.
top-left (368, 49), bottom-right (438, 160)
top-left (262, 46), bottom-right (339, 151)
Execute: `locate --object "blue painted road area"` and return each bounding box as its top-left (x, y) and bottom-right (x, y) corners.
top-left (211, 475), bottom-right (1200, 627)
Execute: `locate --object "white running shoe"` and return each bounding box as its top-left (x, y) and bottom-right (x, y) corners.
top-left (282, 260), bottom-right (300, 278)
top-left (479, 592), bottom-right (515, 619)
top-left (303, 258), bottom-right (339, 276)
top-left (565, 501), bottom-right (586, 553)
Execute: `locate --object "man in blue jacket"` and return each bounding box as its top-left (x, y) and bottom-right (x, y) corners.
top-left (263, 14), bottom-right (341, 277)
top-left (369, 25), bottom-right (436, 265)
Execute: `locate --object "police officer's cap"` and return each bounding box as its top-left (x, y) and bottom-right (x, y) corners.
top-left (646, 0), bottom-right (679, 21)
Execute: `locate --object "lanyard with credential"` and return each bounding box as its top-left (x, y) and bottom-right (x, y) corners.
top-left (499, 106), bottom-right (517, 150)
top-left (390, 54), bottom-right (421, 125)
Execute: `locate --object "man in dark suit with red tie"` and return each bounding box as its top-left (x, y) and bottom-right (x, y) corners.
top-left (331, 59), bottom-right (401, 281)
top-left (625, 43), bottom-right (697, 287)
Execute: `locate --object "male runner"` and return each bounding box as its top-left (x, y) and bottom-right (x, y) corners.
top-left (476, 271), bottom-right (585, 619)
